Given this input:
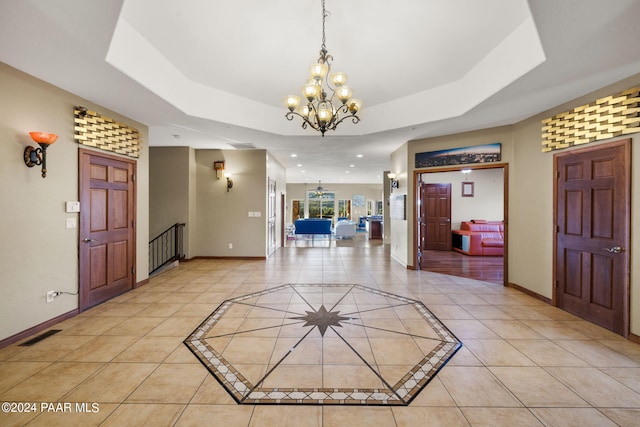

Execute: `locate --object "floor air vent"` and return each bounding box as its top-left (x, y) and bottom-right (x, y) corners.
top-left (19, 329), bottom-right (62, 346)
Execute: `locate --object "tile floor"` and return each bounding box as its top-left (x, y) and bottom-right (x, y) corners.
top-left (2, 237), bottom-right (640, 426)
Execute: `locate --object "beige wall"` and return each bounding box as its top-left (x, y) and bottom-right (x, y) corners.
top-left (0, 63), bottom-right (149, 341)
top-left (149, 146), bottom-right (192, 257)
top-left (397, 73), bottom-right (640, 334)
top-left (150, 147), bottom-right (287, 259)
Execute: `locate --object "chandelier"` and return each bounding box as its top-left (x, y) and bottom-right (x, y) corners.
top-left (314, 181), bottom-right (325, 196)
top-left (284, 0), bottom-right (362, 137)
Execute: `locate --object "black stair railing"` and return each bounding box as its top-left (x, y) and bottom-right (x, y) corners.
top-left (149, 223), bottom-right (186, 274)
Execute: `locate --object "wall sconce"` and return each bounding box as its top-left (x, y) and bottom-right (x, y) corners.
top-left (213, 160), bottom-right (225, 179)
top-left (225, 173), bottom-right (233, 192)
top-left (388, 173), bottom-right (399, 190)
top-left (24, 132), bottom-right (58, 178)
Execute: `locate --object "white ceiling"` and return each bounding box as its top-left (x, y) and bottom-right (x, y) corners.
top-left (1, 0), bottom-right (639, 184)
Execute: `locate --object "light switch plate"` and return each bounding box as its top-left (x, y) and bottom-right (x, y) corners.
top-left (66, 201), bottom-right (80, 213)
top-left (66, 217), bottom-right (77, 228)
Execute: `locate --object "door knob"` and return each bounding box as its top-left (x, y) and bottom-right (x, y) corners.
top-left (603, 246), bottom-right (624, 254)
top-left (83, 238), bottom-right (96, 243)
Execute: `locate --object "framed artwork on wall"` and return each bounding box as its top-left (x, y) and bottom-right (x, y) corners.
top-left (462, 182), bottom-right (474, 197)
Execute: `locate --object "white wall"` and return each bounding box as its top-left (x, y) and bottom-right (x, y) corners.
top-left (0, 63), bottom-right (149, 341)
top-left (420, 168), bottom-right (504, 229)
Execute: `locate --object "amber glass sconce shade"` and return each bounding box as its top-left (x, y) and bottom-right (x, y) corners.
top-left (24, 132), bottom-right (58, 178)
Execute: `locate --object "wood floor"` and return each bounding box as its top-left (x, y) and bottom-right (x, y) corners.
top-left (422, 249), bottom-right (504, 285)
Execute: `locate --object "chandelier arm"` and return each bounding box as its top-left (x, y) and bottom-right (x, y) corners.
top-left (327, 111), bottom-right (361, 131)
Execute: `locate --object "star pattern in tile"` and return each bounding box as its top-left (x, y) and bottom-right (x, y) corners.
top-left (184, 284), bottom-right (461, 405)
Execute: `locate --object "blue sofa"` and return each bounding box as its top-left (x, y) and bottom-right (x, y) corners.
top-left (294, 219), bottom-right (332, 238)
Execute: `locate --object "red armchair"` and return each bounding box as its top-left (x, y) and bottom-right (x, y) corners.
top-left (452, 220), bottom-right (504, 256)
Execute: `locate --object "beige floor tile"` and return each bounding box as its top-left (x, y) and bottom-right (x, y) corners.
top-left (101, 316), bottom-right (165, 336)
top-left (555, 339), bottom-right (640, 367)
top-left (442, 319), bottom-right (501, 339)
top-left (546, 367), bottom-right (640, 407)
top-left (57, 316), bottom-right (129, 336)
top-left (508, 339), bottom-right (590, 367)
top-left (249, 405), bottom-right (321, 427)
top-left (530, 407), bottom-right (618, 427)
top-left (393, 407), bottom-right (469, 427)
top-left (175, 404), bottom-right (254, 426)
top-left (190, 376), bottom-right (238, 405)
top-left (460, 408), bottom-right (544, 426)
top-left (9, 335), bottom-right (96, 362)
top-left (323, 406), bottom-right (396, 427)
top-left (408, 377), bottom-right (458, 406)
top-left (63, 362), bottom-right (157, 402)
top-left (0, 361), bottom-right (51, 393)
top-left (599, 408), bottom-right (640, 427)
top-left (520, 320), bottom-right (590, 340)
top-left (25, 403), bottom-right (117, 427)
top-left (600, 367), bottom-right (640, 393)
top-left (61, 335), bottom-right (140, 362)
top-left (438, 366), bottom-right (522, 407)
top-left (1, 361), bottom-right (103, 401)
top-left (463, 339), bottom-right (535, 366)
top-left (261, 364), bottom-right (323, 388)
top-left (101, 403), bottom-right (185, 426)
top-left (490, 367), bottom-right (588, 407)
top-left (137, 303), bottom-right (186, 317)
top-left (126, 363), bottom-right (208, 403)
top-left (481, 319), bottom-right (546, 339)
top-left (146, 316), bottom-right (202, 337)
top-left (112, 336), bottom-right (183, 363)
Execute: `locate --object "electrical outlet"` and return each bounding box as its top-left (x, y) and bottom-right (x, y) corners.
top-left (46, 291), bottom-right (56, 303)
top-left (228, 243), bottom-right (233, 249)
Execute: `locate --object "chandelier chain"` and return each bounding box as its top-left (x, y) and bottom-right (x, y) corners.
top-left (321, 0), bottom-right (327, 52)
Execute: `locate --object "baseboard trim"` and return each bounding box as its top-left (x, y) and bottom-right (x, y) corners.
top-left (507, 282), bottom-right (552, 304)
top-left (135, 278), bottom-right (150, 288)
top-left (628, 333), bottom-right (640, 344)
top-left (0, 309), bottom-right (79, 349)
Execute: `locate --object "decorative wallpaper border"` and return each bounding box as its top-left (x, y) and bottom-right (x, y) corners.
top-left (74, 106), bottom-right (141, 158)
top-left (541, 87), bottom-right (639, 152)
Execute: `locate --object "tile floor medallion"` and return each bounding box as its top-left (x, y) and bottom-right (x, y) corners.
top-left (184, 284), bottom-right (461, 405)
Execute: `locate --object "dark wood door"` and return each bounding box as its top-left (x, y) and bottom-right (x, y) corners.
top-left (418, 182), bottom-right (451, 268)
top-left (424, 183), bottom-right (452, 251)
top-left (555, 140), bottom-right (630, 335)
top-left (79, 149), bottom-right (136, 311)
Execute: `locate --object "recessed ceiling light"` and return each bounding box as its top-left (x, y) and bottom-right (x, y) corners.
top-left (349, 164), bottom-right (355, 167)
top-left (291, 153), bottom-right (297, 157)
top-left (297, 164), bottom-right (302, 167)
top-left (345, 170), bottom-right (350, 173)
top-left (356, 154), bottom-right (363, 158)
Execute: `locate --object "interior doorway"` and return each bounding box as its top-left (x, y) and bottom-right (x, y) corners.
top-left (415, 164), bottom-right (508, 286)
top-left (79, 149), bottom-right (136, 311)
top-left (554, 139), bottom-right (631, 336)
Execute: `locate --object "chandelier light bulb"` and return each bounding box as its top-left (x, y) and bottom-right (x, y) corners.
top-left (317, 107), bottom-right (333, 124)
top-left (336, 86), bottom-right (353, 102)
top-left (347, 99), bottom-right (362, 114)
top-left (284, 95), bottom-right (301, 111)
top-left (310, 62), bottom-right (329, 80)
top-left (302, 83), bottom-right (320, 101)
top-left (330, 72), bottom-right (347, 87)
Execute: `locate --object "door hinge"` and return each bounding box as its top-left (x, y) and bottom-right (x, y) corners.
top-left (555, 280), bottom-right (560, 288)
top-left (132, 220), bottom-right (135, 228)
top-left (132, 174), bottom-right (136, 182)
top-left (131, 266), bottom-right (135, 275)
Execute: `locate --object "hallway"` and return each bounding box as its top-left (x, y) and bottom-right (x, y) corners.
top-left (1, 241), bottom-right (639, 426)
